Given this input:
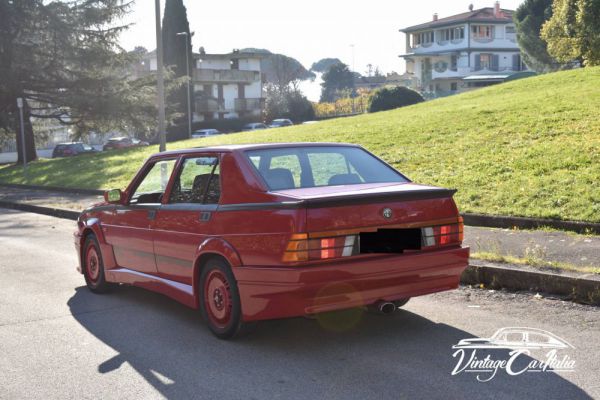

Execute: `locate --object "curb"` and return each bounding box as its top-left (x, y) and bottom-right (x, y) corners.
top-left (462, 213), bottom-right (600, 235)
top-left (0, 183), bottom-right (103, 196)
top-left (461, 261), bottom-right (600, 306)
top-left (0, 200), bottom-right (80, 221)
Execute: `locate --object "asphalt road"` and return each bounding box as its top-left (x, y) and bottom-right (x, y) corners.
top-left (0, 208), bottom-right (599, 399)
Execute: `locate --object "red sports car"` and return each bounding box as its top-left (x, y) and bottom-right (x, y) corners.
top-left (74, 143), bottom-right (469, 339)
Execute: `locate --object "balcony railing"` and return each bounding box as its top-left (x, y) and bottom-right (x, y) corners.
top-left (193, 69), bottom-right (260, 83)
top-left (471, 65), bottom-right (527, 72)
top-left (195, 98), bottom-right (225, 113)
top-left (234, 98), bottom-right (263, 112)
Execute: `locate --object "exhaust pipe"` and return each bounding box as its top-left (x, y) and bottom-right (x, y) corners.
top-left (368, 300), bottom-right (396, 315)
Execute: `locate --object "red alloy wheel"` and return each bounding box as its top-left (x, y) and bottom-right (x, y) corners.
top-left (203, 270), bottom-right (233, 329)
top-left (85, 245), bottom-right (100, 283)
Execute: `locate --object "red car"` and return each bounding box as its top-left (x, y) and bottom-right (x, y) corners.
top-left (74, 143), bottom-right (469, 339)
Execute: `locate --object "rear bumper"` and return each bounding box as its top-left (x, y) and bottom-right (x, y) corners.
top-left (234, 246), bottom-right (469, 321)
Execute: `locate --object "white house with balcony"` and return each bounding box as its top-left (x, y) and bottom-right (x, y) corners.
top-left (400, 2), bottom-right (529, 97)
top-left (136, 49), bottom-right (266, 122)
top-left (193, 49), bottom-right (266, 121)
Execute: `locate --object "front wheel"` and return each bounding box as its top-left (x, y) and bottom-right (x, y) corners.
top-left (83, 234), bottom-right (111, 293)
top-left (199, 258), bottom-right (254, 339)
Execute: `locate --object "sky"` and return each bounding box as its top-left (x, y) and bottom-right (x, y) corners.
top-left (121, 0), bottom-right (524, 100)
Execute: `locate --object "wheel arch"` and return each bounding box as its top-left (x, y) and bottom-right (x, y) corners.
top-left (192, 237), bottom-right (242, 308)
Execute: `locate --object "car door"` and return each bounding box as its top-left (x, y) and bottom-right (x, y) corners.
top-left (152, 154), bottom-right (221, 285)
top-left (103, 158), bottom-right (177, 274)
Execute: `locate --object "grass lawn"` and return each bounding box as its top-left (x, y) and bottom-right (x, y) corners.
top-left (1, 67), bottom-right (599, 222)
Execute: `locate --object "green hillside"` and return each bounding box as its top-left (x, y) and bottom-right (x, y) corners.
top-left (1, 67), bottom-right (599, 222)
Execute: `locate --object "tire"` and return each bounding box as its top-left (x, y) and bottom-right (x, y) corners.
top-left (393, 298), bottom-right (410, 308)
top-left (83, 234), bottom-right (111, 293)
top-left (199, 257), bottom-right (254, 339)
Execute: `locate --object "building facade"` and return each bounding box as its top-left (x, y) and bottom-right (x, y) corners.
top-left (400, 2), bottom-right (529, 97)
top-left (137, 49), bottom-right (266, 122)
top-left (193, 50), bottom-right (265, 121)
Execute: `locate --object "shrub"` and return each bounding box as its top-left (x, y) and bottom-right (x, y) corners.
top-left (368, 86), bottom-right (424, 113)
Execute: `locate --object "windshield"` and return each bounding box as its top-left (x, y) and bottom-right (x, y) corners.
top-left (246, 146), bottom-right (408, 190)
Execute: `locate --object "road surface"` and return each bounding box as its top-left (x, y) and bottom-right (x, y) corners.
top-left (0, 208), bottom-right (598, 399)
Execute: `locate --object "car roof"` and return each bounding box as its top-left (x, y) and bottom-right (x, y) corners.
top-left (149, 142), bottom-right (361, 158)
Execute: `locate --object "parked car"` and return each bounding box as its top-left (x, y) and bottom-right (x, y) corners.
top-left (268, 119), bottom-right (293, 128)
top-left (103, 137), bottom-right (149, 151)
top-left (192, 129), bottom-right (221, 138)
top-left (242, 123), bottom-right (268, 131)
top-left (75, 143), bottom-right (469, 339)
top-left (52, 142), bottom-right (98, 158)
top-left (302, 120), bottom-right (319, 125)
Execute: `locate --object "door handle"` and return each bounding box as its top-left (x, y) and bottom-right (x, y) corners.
top-left (148, 210), bottom-right (157, 220)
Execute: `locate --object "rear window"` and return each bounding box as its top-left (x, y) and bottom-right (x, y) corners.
top-left (246, 146), bottom-right (408, 190)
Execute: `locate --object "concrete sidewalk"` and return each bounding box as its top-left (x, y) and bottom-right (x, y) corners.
top-left (1, 184), bottom-right (598, 270)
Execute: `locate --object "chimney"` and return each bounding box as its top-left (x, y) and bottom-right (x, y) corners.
top-left (494, 1), bottom-right (501, 17)
top-left (433, 13), bottom-right (438, 21)
top-left (469, 4), bottom-right (474, 11)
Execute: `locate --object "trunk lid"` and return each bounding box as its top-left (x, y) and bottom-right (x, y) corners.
top-left (273, 182), bottom-right (459, 232)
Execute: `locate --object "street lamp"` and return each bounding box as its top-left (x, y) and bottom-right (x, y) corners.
top-left (177, 31), bottom-right (194, 139)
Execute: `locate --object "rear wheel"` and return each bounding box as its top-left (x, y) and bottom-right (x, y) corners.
top-left (199, 258), bottom-right (254, 339)
top-left (83, 234), bottom-right (110, 293)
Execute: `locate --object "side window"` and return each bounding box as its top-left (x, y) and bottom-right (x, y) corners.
top-left (131, 159), bottom-right (176, 204)
top-left (169, 156), bottom-right (220, 204)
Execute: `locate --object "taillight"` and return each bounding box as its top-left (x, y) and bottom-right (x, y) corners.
top-left (283, 233), bottom-right (359, 263)
top-left (421, 217), bottom-right (464, 248)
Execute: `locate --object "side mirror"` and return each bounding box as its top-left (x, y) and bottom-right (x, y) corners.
top-left (104, 189), bottom-right (123, 204)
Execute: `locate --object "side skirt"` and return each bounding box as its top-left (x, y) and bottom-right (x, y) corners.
top-left (106, 268), bottom-right (197, 309)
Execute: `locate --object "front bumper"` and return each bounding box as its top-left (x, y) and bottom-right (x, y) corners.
top-left (73, 231), bottom-right (82, 273)
top-left (234, 246), bottom-right (469, 321)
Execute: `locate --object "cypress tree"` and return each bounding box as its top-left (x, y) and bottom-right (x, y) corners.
top-left (162, 0), bottom-right (194, 138)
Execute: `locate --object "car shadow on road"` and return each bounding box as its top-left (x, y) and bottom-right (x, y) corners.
top-left (68, 286), bottom-right (591, 400)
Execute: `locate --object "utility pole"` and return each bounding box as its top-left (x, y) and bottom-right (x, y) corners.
top-left (177, 31), bottom-right (194, 139)
top-left (155, 0), bottom-right (166, 152)
top-left (16, 97), bottom-right (27, 179)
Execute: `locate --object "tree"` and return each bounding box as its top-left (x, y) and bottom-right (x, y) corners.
top-left (0, 0), bottom-right (167, 164)
top-left (240, 48), bottom-right (315, 92)
top-left (368, 87), bottom-right (424, 113)
top-left (541, 0), bottom-right (600, 66)
top-left (514, 0), bottom-right (562, 72)
top-left (320, 63), bottom-right (354, 103)
top-left (162, 0), bottom-right (193, 138)
top-left (310, 58), bottom-right (343, 73)
top-left (263, 85), bottom-right (315, 123)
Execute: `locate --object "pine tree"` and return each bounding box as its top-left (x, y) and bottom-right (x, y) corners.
top-left (0, 0), bottom-right (166, 164)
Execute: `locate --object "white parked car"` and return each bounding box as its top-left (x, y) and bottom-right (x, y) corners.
top-left (242, 123), bottom-right (268, 131)
top-left (192, 129), bottom-right (221, 138)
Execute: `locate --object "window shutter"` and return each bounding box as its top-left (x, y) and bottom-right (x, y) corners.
top-left (474, 55), bottom-right (481, 71)
top-left (512, 54), bottom-right (521, 71)
top-left (492, 54), bottom-right (499, 71)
